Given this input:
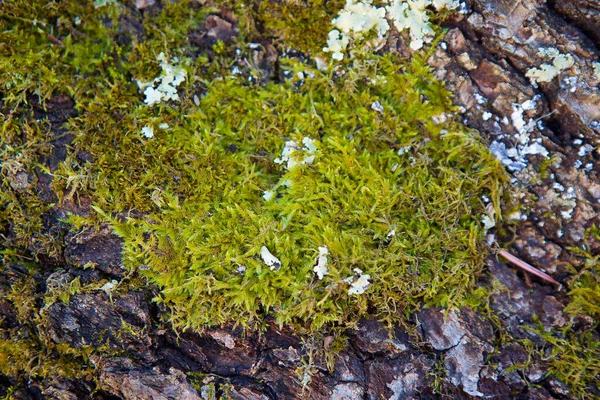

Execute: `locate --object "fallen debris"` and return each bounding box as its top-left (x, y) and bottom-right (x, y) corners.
top-left (497, 249), bottom-right (560, 285)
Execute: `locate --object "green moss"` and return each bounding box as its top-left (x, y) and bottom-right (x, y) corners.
top-left (523, 321), bottom-right (600, 400)
top-left (564, 227), bottom-right (600, 319)
top-left (0, 6), bottom-right (515, 391)
top-left (100, 52), bottom-right (504, 333)
top-left (519, 227), bottom-right (600, 399)
top-left (1, 0), bottom-right (508, 337)
top-left (5, 1), bottom-right (600, 398)
top-left (0, 272), bottom-right (99, 382)
top-left (84, 48), bottom-right (506, 332)
top-left (0, 115), bottom-right (58, 258)
top-left (216, 0), bottom-right (345, 54)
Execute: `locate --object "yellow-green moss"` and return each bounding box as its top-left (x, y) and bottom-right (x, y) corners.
top-left (0, 1), bottom-right (516, 390)
top-left (216, 0), bottom-right (345, 54)
top-left (519, 227), bottom-right (600, 399)
top-left (523, 322), bottom-right (600, 400)
top-left (0, 272), bottom-right (98, 382)
top-left (0, 0), bottom-right (509, 334)
top-left (3, 1), bottom-right (600, 397)
top-left (101, 52), bottom-right (507, 333)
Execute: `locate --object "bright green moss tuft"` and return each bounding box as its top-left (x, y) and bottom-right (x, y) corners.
top-left (96, 52), bottom-right (507, 332)
top-left (1, 0), bottom-right (508, 335)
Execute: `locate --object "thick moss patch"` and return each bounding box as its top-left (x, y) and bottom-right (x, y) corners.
top-left (102, 54), bottom-right (507, 332)
top-left (0, 0), bottom-right (508, 334)
top-left (3, 1), bottom-right (600, 397)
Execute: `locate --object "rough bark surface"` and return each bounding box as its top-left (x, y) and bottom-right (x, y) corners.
top-left (2, 0), bottom-right (600, 399)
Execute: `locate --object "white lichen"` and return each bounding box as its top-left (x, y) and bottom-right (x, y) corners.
top-left (578, 144), bottom-right (594, 157)
top-left (431, 112), bottom-right (449, 124)
top-left (137, 52), bottom-right (186, 105)
top-left (510, 103), bottom-right (536, 140)
top-left (324, 0), bottom-right (459, 60)
top-left (371, 100), bottom-right (385, 113)
top-left (488, 97), bottom-right (549, 171)
top-left (334, 0), bottom-right (389, 36)
top-left (387, 0), bottom-right (459, 51)
top-left (313, 246), bottom-right (329, 280)
top-left (521, 99), bottom-right (536, 111)
top-left (521, 142), bottom-right (548, 157)
top-left (260, 246), bottom-right (281, 271)
top-left (274, 137), bottom-right (318, 169)
top-left (323, 1), bottom-right (388, 60)
top-left (141, 125), bottom-right (154, 138)
top-left (344, 268), bottom-right (371, 295)
top-left (525, 48), bottom-right (574, 84)
top-left (473, 93), bottom-right (486, 105)
top-left (262, 190), bottom-right (275, 201)
top-left (481, 214), bottom-right (495, 231)
top-left (94, 0), bottom-right (116, 8)
top-left (481, 203), bottom-right (496, 232)
top-left (101, 279), bottom-right (118, 295)
top-left (324, 29), bottom-right (350, 61)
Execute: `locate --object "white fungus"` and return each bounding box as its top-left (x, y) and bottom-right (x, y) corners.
top-left (137, 52), bottom-right (186, 105)
top-left (260, 246), bottom-right (281, 271)
top-left (344, 268), bottom-right (371, 295)
top-left (313, 246), bottom-right (329, 280)
top-left (141, 126), bottom-right (154, 138)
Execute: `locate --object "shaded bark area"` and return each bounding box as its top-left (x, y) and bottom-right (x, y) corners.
top-left (2, 0), bottom-right (600, 399)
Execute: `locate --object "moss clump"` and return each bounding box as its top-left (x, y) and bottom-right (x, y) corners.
top-left (1, 0), bottom-right (507, 337)
top-left (565, 227), bottom-right (600, 320)
top-left (523, 322), bottom-right (600, 399)
top-left (95, 49), bottom-right (506, 332)
top-left (517, 228), bottom-right (600, 399)
top-left (216, 0), bottom-right (345, 54)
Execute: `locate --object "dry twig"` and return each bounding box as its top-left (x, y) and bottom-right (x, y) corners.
top-left (498, 249), bottom-right (560, 285)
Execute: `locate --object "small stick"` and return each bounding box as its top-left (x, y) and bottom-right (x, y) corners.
top-left (497, 249), bottom-right (560, 285)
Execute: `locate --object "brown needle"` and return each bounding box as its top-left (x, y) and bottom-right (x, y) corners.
top-left (497, 249), bottom-right (560, 285)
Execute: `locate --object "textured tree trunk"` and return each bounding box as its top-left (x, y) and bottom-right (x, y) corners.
top-left (2, 0), bottom-right (599, 399)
